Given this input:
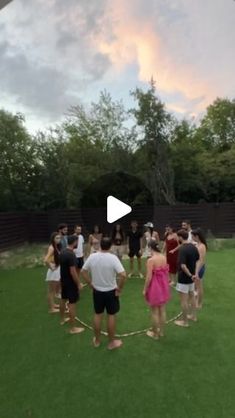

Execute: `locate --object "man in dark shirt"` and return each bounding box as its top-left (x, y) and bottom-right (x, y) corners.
top-left (60, 235), bottom-right (84, 335)
top-left (174, 229), bottom-right (200, 327)
top-left (127, 220), bottom-right (143, 278)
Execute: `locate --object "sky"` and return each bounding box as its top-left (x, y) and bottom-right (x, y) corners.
top-left (0, 0), bottom-right (235, 133)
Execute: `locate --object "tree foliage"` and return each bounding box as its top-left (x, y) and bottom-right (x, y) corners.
top-left (0, 87), bottom-right (235, 211)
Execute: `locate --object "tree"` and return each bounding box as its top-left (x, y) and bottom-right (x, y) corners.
top-left (197, 98), bottom-right (235, 150)
top-left (0, 110), bottom-right (37, 210)
top-left (131, 80), bottom-right (176, 205)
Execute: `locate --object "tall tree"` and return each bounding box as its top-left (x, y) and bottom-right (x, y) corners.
top-left (0, 110), bottom-right (37, 210)
top-left (131, 80), bottom-right (175, 205)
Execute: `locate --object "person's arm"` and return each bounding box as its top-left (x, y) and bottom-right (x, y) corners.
top-left (195, 246), bottom-right (206, 277)
top-left (69, 266), bottom-right (81, 288)
top-left (154, 231), bottom-right (160, 243)
top-left (116, 271), bottom-right (127, 295)
top-left (44, 246), bottom-right (55, 270)
top-left (81, 269), bottom-right (92, 288)
top-left (181, 264), bottom-right (194, 280)
top-left (81, 257), bottom-right (92, 288)
top-left (169, 234), bottom-right (180, 254)
top-left (143, 259), bottom-right (153, 294)
top-left (162, 241), bottom-right (166, 254)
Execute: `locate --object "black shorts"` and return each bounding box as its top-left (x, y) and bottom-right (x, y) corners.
top-left (76, 257), bottom-right (84, 269)
top-left (93, 289), bottom-right (120, 315)
top-left (61, 284), bottom-right (79, 304)
top-left (129, 248), bottom-right (141, 258)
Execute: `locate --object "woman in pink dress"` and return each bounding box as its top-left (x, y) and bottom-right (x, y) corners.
top-left (143, 240), bottom-right (170, 339)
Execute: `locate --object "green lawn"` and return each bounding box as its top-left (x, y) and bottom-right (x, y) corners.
top-left (0, 250), bottom-right (235, 418)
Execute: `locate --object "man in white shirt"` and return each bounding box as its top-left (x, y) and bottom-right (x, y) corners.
top-left (74, 225), bottom-right (85, 274)
top-left (181, 220), bottom-right (193, 243)
top-left (81, 237), bottom-right (126, 350)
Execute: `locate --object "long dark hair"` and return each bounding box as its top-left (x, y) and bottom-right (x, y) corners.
top-left (92, 225), bottom-right (101, 234)
top-left (111, 224), bottom-right (125, 242)
top-left (149, 239), bottom-right (161, 253)
top-left (192, 228), bottom-right (208, 249)
top-left (50, 232), bottom-right (61, 266)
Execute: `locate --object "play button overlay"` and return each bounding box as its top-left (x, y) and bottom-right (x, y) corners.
top-left (107, 196), bottom-right (132, 224)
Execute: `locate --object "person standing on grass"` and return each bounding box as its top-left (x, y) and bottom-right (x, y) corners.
top-left (181, 220), bottom-right (193, 243)
top-left (174, 229), bottom-right (200, 328)
top-left (44, 232), bottom-right (61, 313)
top-left (192, 228), bottom-right (207, 309)
top-left (111, 223), bottom-right (125, 261)
top-left (143, 222), bottom-right (160, 258)
top-left (127, 220), bottom-right (143, 278)
top-left (143, 240), bottom-right (170, 340)
top-left (89, 225), bottom-right (103, 254)
top-left (162, 225), bottom-right (180, 286)
top-left (60, 235), bottom-right (85, 335)
top-left (81, 237), bottom-right (126, 350)
top-left (58, 223), bottom-right (68, 250)
top-left (73, 224), bottom-right (85, 277)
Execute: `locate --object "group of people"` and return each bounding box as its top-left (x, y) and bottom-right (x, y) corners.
top-left (44, 219), bottom-right (207, 350)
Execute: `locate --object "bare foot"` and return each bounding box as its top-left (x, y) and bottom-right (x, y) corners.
top-left (49, 308), bottom-right (59, 314)
top-left (174, 320), bottom-right (189, 328)
top-left (187, 315), bottom-right (197, 322)
top-left (69, 327), bottom-right (85, 334)
top-left (108, 339), bottom-right (123, 350)
top-left (60, 317), bottom-right (70, 325)
top-left (92, 337), bottom-right (101, 348)
top-left (146, 330), bottom-right (159, 340)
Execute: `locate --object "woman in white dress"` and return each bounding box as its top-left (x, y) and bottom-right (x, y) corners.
top-left (143, 222), bottom-right (160, 258)
top-left (44, 232), bottom-right (61, 313)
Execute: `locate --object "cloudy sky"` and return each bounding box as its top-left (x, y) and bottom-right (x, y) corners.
top-left (0, 0), bottom-right (235, 132)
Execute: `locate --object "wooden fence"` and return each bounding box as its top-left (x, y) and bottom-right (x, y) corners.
top-left (0, 202), bottom-right (235, 251)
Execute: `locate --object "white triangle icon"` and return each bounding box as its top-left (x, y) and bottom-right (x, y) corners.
top-left (107, 196), bottom-right (132, 224)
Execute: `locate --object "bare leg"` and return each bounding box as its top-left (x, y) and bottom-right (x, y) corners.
top-left (60, 299), bottom-right (69, 324)
top-left (93, 313), bottom-right (103, 345)
top-left (196, 279), bottom-right (203, 309)
top-left (170, 273), bottom-right (176, 286)
top-left (107, 315), bottom-right (122, 350)
top-left (68, 303), bottom-right (84, 334)
top-left (175, 292), bottom-right (189, 327)
top-left (48, 282), bottom-right (59, 313)
top-left (147, 307), bottom-right (159, 339)
top-left (129, 257), bottom-right (134, 276)
top-left (159, 305), bottom-right (166, 336)
top-left (188, 291), bottom-right (197, 321)
top-left (137, 257), bottom-right (143, 277)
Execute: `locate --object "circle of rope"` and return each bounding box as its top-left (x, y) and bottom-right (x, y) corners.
top-left (77, 276), bottom-right (181, 337)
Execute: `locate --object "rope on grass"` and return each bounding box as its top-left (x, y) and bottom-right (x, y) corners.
top-left (75, 312), bottom-right (183, 338)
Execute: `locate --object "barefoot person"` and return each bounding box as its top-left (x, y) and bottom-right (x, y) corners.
top-left (44, 232), bottom-right (61, 313)
top-left (143, 240), bottom-right (170, 339)
top-left (58, 223), bottom-right (68, 250)
top-left (143, 222), bottom-right (160, 258)
top-left (162, 225), bottom-right (180, 286)
top-left (89, 225), bottom-right (103, 254)
top-left (192, 228), bottom-right (207, 309)
top-left (174, 230), bottom-right (200, 327)
top-left (81, 237), bottom-right (126, 350)
top-left (181, 220), bottom-right (195, 244)
top-left (111, 224), bottom-right (125, 261)
top-left (74, 224), bottom-right (85, 276)
top-left (127, 220), bottom-right (143, 278)
top-left (60, 235), bottom-right (84, 335)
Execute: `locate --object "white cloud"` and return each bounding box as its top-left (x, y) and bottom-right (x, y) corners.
top-left (0, 0), bottom-right (234, 131)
